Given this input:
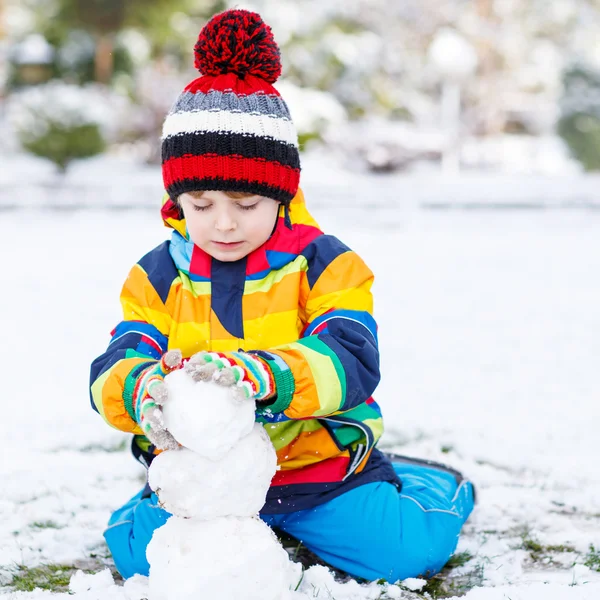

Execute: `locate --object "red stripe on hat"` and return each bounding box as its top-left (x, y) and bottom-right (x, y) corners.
top-left (184, 72), bottom-right (280, 95)
top-left (163, 154), bottom-right (300, 195)
top-left (270, 456), bottom-right (351, 485)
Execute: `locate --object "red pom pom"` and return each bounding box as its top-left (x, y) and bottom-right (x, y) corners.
top-left (194, 9), bottom-right (282, 83)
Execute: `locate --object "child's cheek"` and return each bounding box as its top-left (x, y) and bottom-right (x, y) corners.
top-left (189, 224), bottom-right (204, 247)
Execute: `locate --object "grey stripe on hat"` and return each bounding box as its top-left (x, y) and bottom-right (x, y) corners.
top-left (169, 90), bottom-right (292, 121)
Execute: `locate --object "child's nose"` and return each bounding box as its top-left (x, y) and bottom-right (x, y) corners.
top-left (215, 209), bottom-right (236, 232)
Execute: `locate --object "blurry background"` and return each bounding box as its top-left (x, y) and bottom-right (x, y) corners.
top-left (3, 0), bottom-right (600, 200)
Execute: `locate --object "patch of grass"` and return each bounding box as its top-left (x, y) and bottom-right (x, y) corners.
top-left (30, 520), bottom-right (63, 530)
top-left (474, 458), bottom-right (515, 473)
top-left (420, 576), bottom-right (446, 598)
top-left (546, 544), bottom-right (576, 553)
top-left (49, 439), bottom-right (129, 454)
top-left (11, 564), bottom-right (80, 592)
top-left (78, 439), bottom-right (128, 453)
top-left (445, 551), bottom-right (473, 569)
top-left (419, 552), bottom-right (483, 599)
top-left (584, 545), bottom-right (600, 572)
top-left (522, 537), bottom-right (544, 559)
top-left (521, 534), bottom-right (576, 562)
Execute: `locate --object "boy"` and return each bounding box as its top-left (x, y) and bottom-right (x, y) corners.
top-left (90, 8), bottom-right (474, 584)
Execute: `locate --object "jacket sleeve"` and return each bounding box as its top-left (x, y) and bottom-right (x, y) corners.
top-left (89, 246), bottom-right (173, 433)
top-left (254, 235), bottom-right (380, 420)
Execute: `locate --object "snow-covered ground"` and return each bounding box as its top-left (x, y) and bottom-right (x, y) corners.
top-left (1, 194), bottom-right (599, 598)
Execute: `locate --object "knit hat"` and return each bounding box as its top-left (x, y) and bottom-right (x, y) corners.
top-left (161, 9), bottom-right (301, 204)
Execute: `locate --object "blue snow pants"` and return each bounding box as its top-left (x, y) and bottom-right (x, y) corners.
top-left (104, 456), bottom-right (475, 583)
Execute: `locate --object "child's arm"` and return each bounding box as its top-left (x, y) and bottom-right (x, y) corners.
top-left (89, 250), bottom-right (174, 433)
top-left (255, 235), bottom-right (379, 419)
top-left (195, 236), bottom-right (379, 420)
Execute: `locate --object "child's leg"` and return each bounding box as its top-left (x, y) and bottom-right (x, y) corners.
top-left (104, 487), bottom-right (170, 579)
top-left (261, 457), bottom-right (475, 582)
top-left (390, 456), bottom-right (475, 576)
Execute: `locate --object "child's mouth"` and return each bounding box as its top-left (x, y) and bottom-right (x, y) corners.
top-left (212, 241), bottom-right (243, 249)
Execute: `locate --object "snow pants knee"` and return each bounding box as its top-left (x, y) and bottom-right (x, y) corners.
top-left (262, 455), bottom-right (475, 582)
top-left (104, 454), bottom-right (475, 582)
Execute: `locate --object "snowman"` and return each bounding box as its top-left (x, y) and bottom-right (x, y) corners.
top-left (142, 351), bottom-right (299, 600)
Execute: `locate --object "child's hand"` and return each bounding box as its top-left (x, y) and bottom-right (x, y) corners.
top-left (135, 350), bottom-right (185, 450)
top-left (184, 351), bottom-right (274, 402)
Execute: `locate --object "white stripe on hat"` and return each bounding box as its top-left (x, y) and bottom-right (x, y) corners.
top-left (162, 108), bottom-right (298, 147)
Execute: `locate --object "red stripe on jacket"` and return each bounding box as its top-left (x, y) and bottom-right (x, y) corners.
top-left (271, 457), bottom-right (351, 486)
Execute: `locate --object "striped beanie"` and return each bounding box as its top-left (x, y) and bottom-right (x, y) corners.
top-left (161, 9), bottom-right (301, 204)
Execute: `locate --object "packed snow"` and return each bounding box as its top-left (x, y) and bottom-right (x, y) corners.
top-left (0, 191), bottom-right (599, 599)
top-left (160, 369), bottom-right (256, 460)
top-left (148, 425), bottom-right (277, 519)
top-left (147, 516), bottom-right (295, 600)
top-left (147, 368), bottom-right (292, 600)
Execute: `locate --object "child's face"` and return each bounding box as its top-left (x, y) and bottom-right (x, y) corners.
top-left (178, 191), bottom-right (280, 262)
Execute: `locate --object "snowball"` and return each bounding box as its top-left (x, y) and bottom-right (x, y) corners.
top-left (149, 424), bottom-right (277, 519)
top-left (122, 574), bottom-right (150, 599)
top-left (69, 568), bottom-right (115, 594)
top-left (162, 369), bottom-right (255, 460)
top-left (147, 515), bottom-right (294, 600)
top-left (401, 577), bottom-right (427, 591)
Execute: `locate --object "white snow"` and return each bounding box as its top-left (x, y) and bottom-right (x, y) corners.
top-left (148, 425), bottom-right (277, 519)
top-left (0, 179), bottom-right (599, 599)
top-left (147, 516), bottom-right (295, 600)
top-left (161, 369), bottom-right (256, 460)
top-left (274, 81), bottom-right (348, 138)
top-left (7, 82), bottom-right (134, 148)
top-left (146, 367), bottom-right (289, 599)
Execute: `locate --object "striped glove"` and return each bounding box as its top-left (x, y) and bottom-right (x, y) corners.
top-left (133, 349), bottom-right (185, 451)
top-left (184, 351), bottom-right (275, 402)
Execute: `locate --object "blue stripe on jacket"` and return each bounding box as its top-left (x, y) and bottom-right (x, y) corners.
top-left (301, 235), bottom-right (351, 288)
top-left (138, 241), bottom-right (179, 303)
top-left (315, 321), bottom-right (380, 411)
top-left (304, 309), bottom-right (378, 344)
top-left (89, 322), bottom-right (168, 412)
top-left (301, 309), bottom-right (380, 412)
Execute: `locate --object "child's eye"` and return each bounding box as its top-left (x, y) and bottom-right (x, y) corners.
top-left (192, 204), bottom-right (210, 212)
top-left (239, 203), bottom-right (258, 211)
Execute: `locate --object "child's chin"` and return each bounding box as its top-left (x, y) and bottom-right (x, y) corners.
top-left (208, 248), bottom-right (251, 262)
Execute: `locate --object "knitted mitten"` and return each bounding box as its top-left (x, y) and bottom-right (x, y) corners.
top-left (134, 349), bottom-right (184, 450)
top-left (184, 351), bottom-right (275, 402)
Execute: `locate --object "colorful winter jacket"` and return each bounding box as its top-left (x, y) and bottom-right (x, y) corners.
top-left (90, 189), bottom-right (399, 513)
